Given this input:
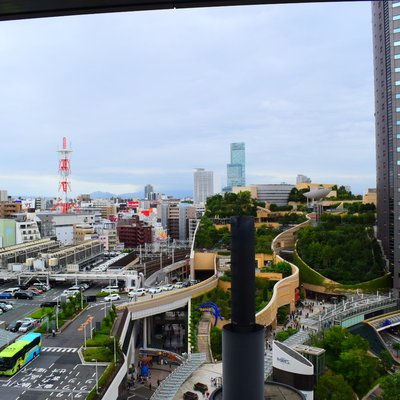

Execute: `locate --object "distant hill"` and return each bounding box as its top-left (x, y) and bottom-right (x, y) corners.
top-left (118, 192), bottom-right (142, 199)
top-left (90, 191), bottom-right (117, 199)
top-left (90, 191), bottom-right (141, 199)
top-left (90, 189), bottom-right (192, 200)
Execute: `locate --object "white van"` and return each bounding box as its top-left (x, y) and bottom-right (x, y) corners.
top-left (128, 288), bottom-right (147, 297)
top-left (101, 286), bottom-right (119, 293)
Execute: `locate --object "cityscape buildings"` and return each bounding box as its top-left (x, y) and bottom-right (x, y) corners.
top-left (372, 1), bottom-right (400, 296)
top-left (193, 168), bottom-right (214, 205)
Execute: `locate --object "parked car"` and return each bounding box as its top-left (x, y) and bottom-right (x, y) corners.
top-left (104, 294), bottom-right (120, 302)
top-left (173, 282), bottom-right (184, 289)
top-left (148, 287), bottom-right (162, 294)
top-left (0, 303), bottom-right (12, 312)
top-left (161, 284), bottom-right (174, 291)
top-left (18, 321), bottom-right (35, 333)
top-left (63, 289), bottom-right (80, 296)
top-left (80, 283), bottom-right (90, 290)
top-left (7, 320), bottom-right (23, 332)
top-left (21, 317), bottom-right (37, 324)
top-left (14, 291), bottom-right (33, 300)
top-left (0, 292), bottom-right (12, 299)
top-left (33, 283), bottom-right (50, 291)
top-left (101, 286), bottom-right (119, 293)
top-left (25, 290), bottom-right (39, 297)
top-left (27, 287), bottom-right (43, 294)
top-left (2, 288), bottom-right (20, 297)
top-left (69, 285), bottom-right (84, 291)
top-left (128, 288), bottom-right (147, 297)
top-left (0, 300), bottom-right (13, 308)
top-left (40, 301), bottom-right (58, 308)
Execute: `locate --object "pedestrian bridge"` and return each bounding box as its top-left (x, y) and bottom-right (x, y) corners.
top-left (314, 295), bottom-right (399, 330)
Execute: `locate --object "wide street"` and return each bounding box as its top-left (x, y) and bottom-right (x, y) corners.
top-left (0, 282), bottom-right (122, 399)
top-left (0, 351), bottom-right (106, 399)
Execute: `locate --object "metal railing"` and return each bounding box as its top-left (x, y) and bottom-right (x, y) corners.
top-left (150, 353), bottom-right (206, 400)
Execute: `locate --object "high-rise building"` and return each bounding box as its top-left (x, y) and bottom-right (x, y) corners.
top-left (144, 184), bottom-right (154, 200)
top-left (0, 190), bottom-right (8, 202)
top-left (226, 142), bottom-right (246, 190)
top-left (193, 168), bottom-right (214, 204)
top-left (296, 174), bottom-right (311, 184)
top-left (372, 1), bottom-right (400, 296)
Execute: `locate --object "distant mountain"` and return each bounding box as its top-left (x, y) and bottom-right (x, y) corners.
top-left (90, 191), bottom-right (117, 199)
top-left (118, 192), bottom-right (142, 199)
top-left (90, 191), bottom-right (141, 199)
top-left (90, 190), bottom-right (191, 200)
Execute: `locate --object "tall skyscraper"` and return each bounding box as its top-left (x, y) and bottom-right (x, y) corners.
top-left (227, 142), bottom-right (246, 190)
top-left (372, 1), bottom-right (400, 296)
top-left (144, 184), bottom-right (154, 200)
top-left (193, 168), bottom-right (214, 204)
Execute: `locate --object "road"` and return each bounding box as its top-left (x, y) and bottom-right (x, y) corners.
top-left (0, 283), bottom-right (119, 399)
top-left (0, 351), bottom-right (106, 399)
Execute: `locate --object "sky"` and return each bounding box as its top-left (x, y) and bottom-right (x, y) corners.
top-left (0, 1), bottom-right (375, 198)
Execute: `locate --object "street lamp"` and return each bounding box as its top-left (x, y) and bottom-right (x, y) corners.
top-left (92, 359), bottom-right (99, 394)
top-left (113, 336), bottom-right (117, 364)
top-left (56, 296), bottom-right (59, 331)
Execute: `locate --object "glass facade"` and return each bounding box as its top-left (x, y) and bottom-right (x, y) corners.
top-left (373, 1), bottom-right (400, 297)
top-left (227, 142), bottom-right (246, 188)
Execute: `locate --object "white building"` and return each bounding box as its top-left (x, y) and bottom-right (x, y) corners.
top-left (193, 168), bottom-right (214, 205)
top-left (16, 220), bottom-right (41, 244)
top-left (296, 175), bottom-right (311, 184)
top-left (0, 190), bottom-right (8, 202)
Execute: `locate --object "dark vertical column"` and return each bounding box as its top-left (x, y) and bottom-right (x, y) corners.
top-left (222, 216), bottom-right (265, 400)
top-left (230, 216), bottom-right (255, 328)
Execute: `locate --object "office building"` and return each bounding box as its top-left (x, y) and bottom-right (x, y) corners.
top-left (117, 216), bottom-right (152, 248)
top-left (144, 184), bottom-right (154, 200)
top-left (193, 168), bottom-right (214, 204)
top-left (296, 174), bottom-right (311, 184)
top-left (256, 184), bottom-right (295, 206)
top-left (0, 202), bottom-right (22, 218)
top-left (226, 142), bottom-right (245, 190)
top-left (0, 190), bottom-right (8, 202)
top-left (372, 1), bottom-right (400, 296)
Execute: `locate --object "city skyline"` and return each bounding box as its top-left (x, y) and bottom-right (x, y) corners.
top-left (0, 1), bottom-right (374, 197)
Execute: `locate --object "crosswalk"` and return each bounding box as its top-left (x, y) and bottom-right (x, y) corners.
top-left (42, 347), bottom-right (78, 353)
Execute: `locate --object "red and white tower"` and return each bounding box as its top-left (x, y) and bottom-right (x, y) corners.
top-left (57, 137), bottom-right (72, 214)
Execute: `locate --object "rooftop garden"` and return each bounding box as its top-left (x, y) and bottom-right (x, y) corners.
top-left (296, 212), bottom-right (385, 285)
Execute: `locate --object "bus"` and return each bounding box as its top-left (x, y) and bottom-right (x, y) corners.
top-left (0, 332), bottom-right (42, 375)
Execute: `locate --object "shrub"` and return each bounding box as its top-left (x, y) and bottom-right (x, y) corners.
top-left (83, 347), bottom-right (113, 362)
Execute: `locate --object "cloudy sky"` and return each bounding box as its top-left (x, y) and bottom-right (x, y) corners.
top-left (0, 1), bottom-right (374, 198)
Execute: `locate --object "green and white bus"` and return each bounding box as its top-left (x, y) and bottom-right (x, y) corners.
top-left (0, 332), bottom-right (42, 375)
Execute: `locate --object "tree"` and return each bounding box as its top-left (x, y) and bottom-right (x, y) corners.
top-left (393, 342), bottom-right (400, 357)
top-left (336, 348), bottom-right (379, 396)
top-left (277, 305), bottom-right (289, 324)
top-left (379, 350), bottom-right (394, 372)
top-left (378, 373), bottom-right (400, 400)
top-left (315, 372), bottom-right (353, 400)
